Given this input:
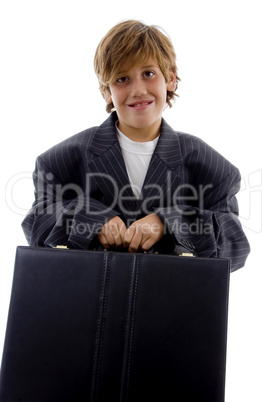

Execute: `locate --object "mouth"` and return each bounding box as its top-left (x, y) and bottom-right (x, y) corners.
top-left (127, 100), bottom-right (154, 110)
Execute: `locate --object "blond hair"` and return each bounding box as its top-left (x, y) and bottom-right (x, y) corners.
top-left (94, 20), bottom-right (180, 113)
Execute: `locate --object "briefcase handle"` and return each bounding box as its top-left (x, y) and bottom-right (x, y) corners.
top-left (54, 245), bottom-right (195, 257)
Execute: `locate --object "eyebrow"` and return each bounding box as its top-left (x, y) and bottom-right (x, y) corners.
top-left (142, 65), bottom-right (158, 69)
top-left (138, 65), bottom-right (159, 71)
top-left (117, 65), bottom-right (158, 76)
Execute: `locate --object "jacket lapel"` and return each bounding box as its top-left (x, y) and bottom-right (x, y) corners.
top-left (88, 113), bottom-right (137, 216)
top-left (136, 119), bottom-right (184, 216)
top-left (88, 113), bottom-right (184, 221)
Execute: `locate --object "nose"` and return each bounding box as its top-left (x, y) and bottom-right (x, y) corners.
top-left (130, 77), bottom-right (147, 97)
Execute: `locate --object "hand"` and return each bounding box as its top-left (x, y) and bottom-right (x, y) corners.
top-left (123, 214), bottom-right (164, 253)
top-left (97, 216), bottom-right (127, 249)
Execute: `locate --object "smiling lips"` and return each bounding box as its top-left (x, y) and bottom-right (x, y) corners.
top-left (127, 100), bottom-right (154, 110)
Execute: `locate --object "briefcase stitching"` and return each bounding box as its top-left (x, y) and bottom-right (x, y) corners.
top-left (91, 251), bottom-right (111, 401)
top-left (120, 254), bottom-right (140, 401)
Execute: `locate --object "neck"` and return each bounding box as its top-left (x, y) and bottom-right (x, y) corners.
top-left (118, 119), bottom-right (161, 142)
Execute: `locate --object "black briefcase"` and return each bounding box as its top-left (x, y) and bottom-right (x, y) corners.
top-left (0, 246), bottom-right (230, 402)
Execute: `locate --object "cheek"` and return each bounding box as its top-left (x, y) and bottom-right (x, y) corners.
top-left (150, 79), bottom-right (168, 101)
top-left (156, 87), bottom-right (168, 106)
top-left (109, 86), bottom-right (125, 105)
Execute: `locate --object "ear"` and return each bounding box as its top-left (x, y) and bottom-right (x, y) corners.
top-left (104, 90), bottom-right (112, 105)
top-left (166, 71), bottom-right (177, 92)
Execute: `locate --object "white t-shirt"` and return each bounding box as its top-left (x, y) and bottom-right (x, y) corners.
top-left (116, 125), bottom-right (159, 198)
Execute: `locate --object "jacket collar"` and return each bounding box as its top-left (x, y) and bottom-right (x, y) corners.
top-left (88, 112), bottom-right (183, 219)
top-left (90, 112), bottom-right (183, 171)
top-left (89, 112), bottom-right (118, 155)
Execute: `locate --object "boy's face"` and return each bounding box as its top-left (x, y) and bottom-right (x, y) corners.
top-left (106, 59), bottom-right (176, 141)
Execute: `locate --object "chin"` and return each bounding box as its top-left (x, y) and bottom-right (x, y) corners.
top-left (130, 116), bottom-right (161, 129)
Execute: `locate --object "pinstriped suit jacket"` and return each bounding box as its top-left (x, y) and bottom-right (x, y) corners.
top-left (22, 112), bottom-right (250, 271)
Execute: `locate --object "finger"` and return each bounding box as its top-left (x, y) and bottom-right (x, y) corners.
top-left (123, 225), bottom-right (135, 248)
top-left (109, 227), bottom-right (123, 247)
top-left (140, 218), bottom-right (164, 250)
top-left (117, 223), bottom-right (127, 247)
top-left (97, 232), bottom-right (111, 249)
top-left (128, 228), bottom-right (143, 253)
top-left (108, 220), bottom-right (127, 248)
top-left (140, 236), bottom-right (154, 251)
top-left (98, 223), bottom-right (117, 247)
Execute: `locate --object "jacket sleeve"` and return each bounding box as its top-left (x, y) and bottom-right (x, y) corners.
top-left (22, 156), bottom-right (120, 249)
top-left (157, 166), bottom-right (250, 272)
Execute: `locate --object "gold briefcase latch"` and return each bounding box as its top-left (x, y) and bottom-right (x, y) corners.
top-left (179, 252), bottom-right (195, 257)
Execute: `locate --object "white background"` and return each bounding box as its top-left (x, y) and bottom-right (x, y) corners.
top-left (0, 1), bottom-right (266, 400)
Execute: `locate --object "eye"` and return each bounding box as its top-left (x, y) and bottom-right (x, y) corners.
top-left (143, 70), bottom-right (155, 78)
top-left (116, 76), bottom-right (129, 84)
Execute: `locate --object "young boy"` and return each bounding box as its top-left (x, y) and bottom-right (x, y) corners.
top-left (22, 20), bottom-right (250, 272)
